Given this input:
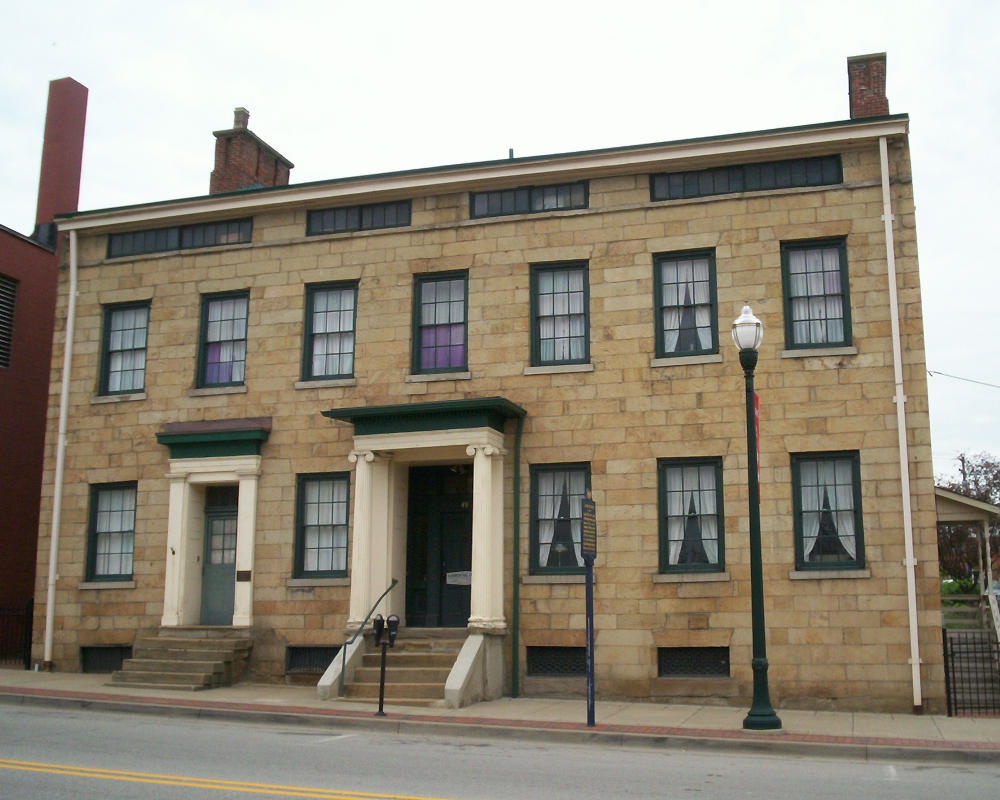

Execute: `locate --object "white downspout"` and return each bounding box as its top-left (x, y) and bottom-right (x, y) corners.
top-left (879, 136), bottom-right (922, 711)
top-left (42, 228), bottom-right (77, 666)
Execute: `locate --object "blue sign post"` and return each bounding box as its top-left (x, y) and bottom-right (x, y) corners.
top-left (581, 492), bottom-right (597, 728)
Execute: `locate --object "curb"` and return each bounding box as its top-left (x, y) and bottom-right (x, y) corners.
top-left (2, 688), bottom-right (998, 766)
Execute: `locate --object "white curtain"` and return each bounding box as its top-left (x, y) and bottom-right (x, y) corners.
top-left (665, 464), bottom-right (718, 565)
top-left (801, 459), bottom-right (856, 560)
top-left (537, 470), bottom-right (584, 567)
top-left (660, 257), bottom-right (712, 352)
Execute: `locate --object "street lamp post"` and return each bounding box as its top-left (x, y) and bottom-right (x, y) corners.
top-left (731, 304), bottom-right (782, 731)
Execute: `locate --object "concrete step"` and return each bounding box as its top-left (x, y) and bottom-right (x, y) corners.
top-left (353, 666), bottom-right (451, 683)
top-left (360, 652), bottom-right (456, 669)
top-left (121, 658), bottom-right (224, 675)
top-left (111, 669), bottom-right (218, 688)
top-left (344, 681), bottom-right (446, 700)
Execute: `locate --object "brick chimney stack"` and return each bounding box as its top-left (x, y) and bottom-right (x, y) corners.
top-left (848, 53), bottom-right (889, 119)
top-left (33, 77), bottom-right (88, 248)
top-left (209, 107), bottom-right (294, 194)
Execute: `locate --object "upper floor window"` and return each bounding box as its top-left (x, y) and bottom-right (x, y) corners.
top-left (530, 262), bottom-right (589, 366)
top-left (100, 302), bottom-right (149, 394)
top-left (198, 291), bottom-right (248, 387)
top-left (530, 463), bottom-right (591, 574)
top-left (781, 239), bottom-right (851, 349)
top-left (791, 451), bottom-right (864, 570)
top-left (0, 273), bottom-right (17, 368)
top-left (658, 458), bottom-right (725, 572)
top-left (107, 219), bottom-right (251, 259)
top-left (651, 155), bottom-right (842, 202)
top-left (470, 181), bottom-right (588, 219)
top-left (306, 200), bottom-right (411, 236)
top-left (413, 273), bottom-right (467, 373)
top-left (295, 473), bottom-right (350, 577)
top-left (654, 250), bottom-right (717, 357)
top-left (304, 283), bottom-right (356, 380)
top-left (87, 482), bottom-right (136, 581)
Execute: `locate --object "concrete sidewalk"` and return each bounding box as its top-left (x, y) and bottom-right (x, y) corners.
top-left (2, 669), bottom-right (999, 764)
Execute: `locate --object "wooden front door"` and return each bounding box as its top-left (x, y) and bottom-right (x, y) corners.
top-left (200, 498), bottom-right (237, 625)
top-left (405, 466), bottom-right (472, 627)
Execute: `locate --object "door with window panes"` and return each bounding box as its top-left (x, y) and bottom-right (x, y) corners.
top-left (200, 487), bottom-right (238, 625)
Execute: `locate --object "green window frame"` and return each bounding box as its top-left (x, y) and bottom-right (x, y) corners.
top-left (791, 451), bottom-right (865, 570)
top-left (658, 457), bottom-right (725, 573)
top-left (99, 301), bottom-right (149, 395)
top-left (107, 218), bottom-right (252, 258)
top-left (412, 272), bottom-right (467, 374)
top-left (530, 261), bottom-right (589, 366)
top-left (781, 239), bottom-right (852, 349)
top-left (650, 155), bottom-right (842, 202)
top-left (294, 473), bottom-right (350, 578)
top-left (197, 291), bottom-right (249, 388)
top-left (87, 482), bottom-right (137, 581)
top-left (306, 201), bottom-right (411, 235)
top-left (303, 282), bottom-right (357, 380)
top-left (653, 250), bottom-right (718, 357)
top-left (470, 181), bottom-right (588, 219)
top-left (529, 463), bottom-right (591, 575)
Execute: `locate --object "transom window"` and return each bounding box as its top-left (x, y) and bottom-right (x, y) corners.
top-left (530, 463), bottom-right (590, 574)
top-left (295, 473), bottom-right (350, 577)
top-left (470, 181), bottom-right (588, 218)
top-left (87, 482), bottom-right (136, 580)
top-left (791, 452), bottom-right (864, 570)
top-left (651, 155), bottom-right (842, 202)
top-left (530, 262), bottom-right (589, 366)
top-left (304, 283), bottom-right (356, 380)
top-left (654, 251), bottom-right (717, 357)
top-left (413, 273), bottom-right (467, 373)
top-left (306, 201), bottom-right (411, 235)
top-left (100, 302), bottom-right (149, 394)
top-left (198, 292), bottom-right (248, 387)
top-left (781, 239), bottom-right (851, 348)
top-left (107, 219), bottom-right (251, 258)
top-left (658, 458), bottom-right (725, 572)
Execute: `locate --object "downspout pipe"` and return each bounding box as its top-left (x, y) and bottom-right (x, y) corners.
top-left (43, 228), bottom-right (77, 666)
top-left (879, 136), bottom-right (923, 711)
top-left (510, 414), bottom-right (524, 696)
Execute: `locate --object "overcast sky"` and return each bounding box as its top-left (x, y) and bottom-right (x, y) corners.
top-left (2, 0), bottom-right (997, 482)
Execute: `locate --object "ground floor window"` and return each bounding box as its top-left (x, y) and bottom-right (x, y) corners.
top-left (87, 482), bottom-right (136, 580)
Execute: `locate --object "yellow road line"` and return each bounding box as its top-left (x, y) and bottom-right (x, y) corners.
top-left (0, 758), bottom-right (457, 800)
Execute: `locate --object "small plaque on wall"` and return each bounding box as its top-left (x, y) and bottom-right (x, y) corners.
top-left (236, 570), bottom-right (252, 582)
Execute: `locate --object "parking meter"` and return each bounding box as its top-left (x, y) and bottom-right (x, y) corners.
top-left (386, 614), bottom-right (400, 647)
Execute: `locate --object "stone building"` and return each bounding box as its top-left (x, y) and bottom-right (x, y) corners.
top-left (35, 54), bottom-right (944, 712)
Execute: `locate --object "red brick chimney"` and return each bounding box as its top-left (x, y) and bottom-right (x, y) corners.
top-left (848, 53), bottom-right (889, 119)
top-left (209, 108), bottom-right (294, 194)
top-left (33, 77), bottom-right (88, 247)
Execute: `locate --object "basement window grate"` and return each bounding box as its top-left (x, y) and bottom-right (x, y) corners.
top-left (286, 645), bottom-right (341, 674)
top-left (526, 646), bottom-right (586, 677)
top-left (80, 645), bottom-right (132, 673)
top-left (658, 646), bottom-right (730, 677)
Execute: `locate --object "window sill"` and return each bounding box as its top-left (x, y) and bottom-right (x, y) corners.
top-left (405, 371), bottom-right (471, 383)
top-left (788, 568), bottom-right (871, 580)
top-left (650, 354), bottom-right (723, 368)
top-left (522, 574), bottom-right (587, 584)
top-left (523, 363), bottom-right (594, 376)
top-left (91, 392), bottom-right (146, 404)
top-left (781, 346), bottom-right (858, 359)
top-left (189, 385), bottom-right (248, 397)
top-left (286, 577), bottom-right (350, 588)
top-left (294, 378), bottom-right (357, 389)
top-left (78, 580), bottom-right (135, 590)
top-left (653, 571), bottom-right (731, 584)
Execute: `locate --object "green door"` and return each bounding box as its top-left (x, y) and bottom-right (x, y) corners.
top-left (406, 466), bottom-right (472, 627)
top-left (200, 509), bottom-right (237, 625)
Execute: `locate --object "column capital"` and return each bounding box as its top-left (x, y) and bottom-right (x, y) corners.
top-left (466, 444), bottom-right (507, 458)
top-left (348, 449), bottom-right (375, 464)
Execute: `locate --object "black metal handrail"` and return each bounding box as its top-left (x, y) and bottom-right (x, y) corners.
top-left (338, 579), bottom-right (397, 697)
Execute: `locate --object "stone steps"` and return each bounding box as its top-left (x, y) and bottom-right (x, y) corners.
top-left (110, 627), bottom-right (252, 691)
top-left (342, 629), bottom-right (465, 707)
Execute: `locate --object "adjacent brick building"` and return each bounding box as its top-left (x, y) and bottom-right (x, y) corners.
top-left (35, 54), bottom-right (944, 712)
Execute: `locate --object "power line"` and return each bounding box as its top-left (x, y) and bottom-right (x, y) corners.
top-left (927, 370), bottom-right (1000, 390)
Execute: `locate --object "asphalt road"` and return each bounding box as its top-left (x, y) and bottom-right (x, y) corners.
top-left (1, 703), bottom-right (999, 799)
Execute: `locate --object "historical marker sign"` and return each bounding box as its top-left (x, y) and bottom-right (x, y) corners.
top-left (581, 493), bottom-right (597, 558)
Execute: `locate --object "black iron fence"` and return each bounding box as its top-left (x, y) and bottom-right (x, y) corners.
top-left (0, 599), bottom-right (33, 670)
top-left (942, 627), bottom-right (1000, 716)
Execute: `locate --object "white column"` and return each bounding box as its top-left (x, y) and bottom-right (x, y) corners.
top-left (467, 444), bottom-right (506, 631)
top-left (347, 450), bottom-right (375, 627)
top-left (232, 468), bottom-right (260, 627)
top-left (161, 473), bottom-right (189, 626)
top-left (368, 453), bottom-right (395, 616)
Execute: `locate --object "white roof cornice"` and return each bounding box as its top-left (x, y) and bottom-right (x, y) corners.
top-left (57, 116), bottom-right (909, 233)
